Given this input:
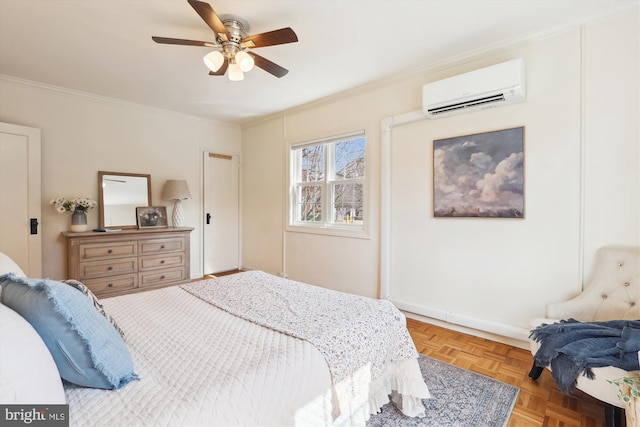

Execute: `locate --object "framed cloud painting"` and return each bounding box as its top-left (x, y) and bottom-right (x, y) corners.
top-left (433, 127), bottom-right (524, 218)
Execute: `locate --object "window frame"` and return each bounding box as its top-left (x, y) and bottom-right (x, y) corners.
top-left (287, 129), bottom-right (369, 239)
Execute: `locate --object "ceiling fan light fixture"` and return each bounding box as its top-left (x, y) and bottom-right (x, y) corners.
top-left (153, 1), bottom-right (298, 79)
top-left (228, 62), bottom-right (244, 81)
top-left (203, 50), bottom-right (224, 72)
top-left (235, 50), bottom-right (254, 72)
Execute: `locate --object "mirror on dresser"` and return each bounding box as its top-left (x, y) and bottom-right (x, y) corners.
top-left (98, 171), bottom-right (152, 229)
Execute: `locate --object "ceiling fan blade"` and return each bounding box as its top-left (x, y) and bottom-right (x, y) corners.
top-left (152, 36), bottom-right (218, 47)
top-left (252, 53), bottom-right (289, 78)
top-left (208, 59), bottom-right (229, 76)
top-left (243, 27), bottom-right (298, 48)
top-left (188, 0), bottom-right (229, 40)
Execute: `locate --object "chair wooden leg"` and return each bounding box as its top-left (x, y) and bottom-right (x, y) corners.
top-left (528, 362), bottom-right (543, 380)
top-left (604, 403), bottom-right (623, 427)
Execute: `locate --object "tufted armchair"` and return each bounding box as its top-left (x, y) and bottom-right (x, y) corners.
top-left (529, 246), bottom-right (640, 427)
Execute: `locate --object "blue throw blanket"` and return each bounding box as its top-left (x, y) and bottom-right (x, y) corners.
top-left (530, 319), bottom-right (640, 393)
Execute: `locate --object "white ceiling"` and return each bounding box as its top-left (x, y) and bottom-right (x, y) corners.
top-left (1, 0), bottom-right (636, 125)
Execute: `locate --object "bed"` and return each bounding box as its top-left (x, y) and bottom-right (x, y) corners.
top-left (0, 257), bottom-right (430, 427)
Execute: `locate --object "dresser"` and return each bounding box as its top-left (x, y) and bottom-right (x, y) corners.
top-left (63, 227), bottom-right (194, 297)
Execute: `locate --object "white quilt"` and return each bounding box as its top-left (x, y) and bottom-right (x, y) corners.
top-left (64, 277), bottom-right (429, 426)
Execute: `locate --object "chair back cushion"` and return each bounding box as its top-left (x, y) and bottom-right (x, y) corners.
top-left (547, 246), bottom-right (640, 321)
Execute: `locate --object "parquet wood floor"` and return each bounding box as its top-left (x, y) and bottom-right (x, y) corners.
top-left (406, 317), bottom-right (610, 427)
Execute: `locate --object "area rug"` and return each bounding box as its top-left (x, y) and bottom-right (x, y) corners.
top-left (367, 355), bottom-right (519, 427)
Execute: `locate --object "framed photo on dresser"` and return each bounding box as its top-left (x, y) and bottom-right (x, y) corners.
top-left (136, 206), bottom-right (168, 228)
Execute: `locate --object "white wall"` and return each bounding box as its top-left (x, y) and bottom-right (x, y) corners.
top-left (242, 8), bottom-right (639, 345)
top-left (389, 32), bottom-right (582, 338)
top-left (0, 78), bottom-right (241, 279)
top-left (242, 118), bottom-right (285, 275)
top-left (282, 110), bottom-right (382, 297)
top-left (582, 10), bottom-right (640, 268)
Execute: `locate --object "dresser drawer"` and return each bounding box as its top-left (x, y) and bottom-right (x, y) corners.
top-left (139, 253), bottom-right (185, 271)
top-left (79, 258), bottom-right (138, 279)
top-left (139, 237), bottom-right (186, 255)
top-left (139, 267), bottom-right (186, 288)
top-left (78, 241), bottom-right (137, 261)
top-left (83, 274), bottom-right (138, 296)
top-left (64, 228), bottom-right (193, 297)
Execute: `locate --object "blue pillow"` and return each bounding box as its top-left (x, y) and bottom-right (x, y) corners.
top-left (0, 273), bottom-right (138, 389)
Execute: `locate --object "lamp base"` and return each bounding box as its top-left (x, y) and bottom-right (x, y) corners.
top-left (172, 200), bottom-right (185, 227)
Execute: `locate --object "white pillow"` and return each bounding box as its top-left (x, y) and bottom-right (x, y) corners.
top-left (0, 252), bottom-right (26, 276)
top-left (0, 252), bottom-right (27, 302)
top-left (0, 303), bottom-right (66, 404)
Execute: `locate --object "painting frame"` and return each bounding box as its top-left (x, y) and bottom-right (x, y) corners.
top-left (433, 126), bottom-right (524, 219)
top-left (136, 206), bottom-right (168, 228)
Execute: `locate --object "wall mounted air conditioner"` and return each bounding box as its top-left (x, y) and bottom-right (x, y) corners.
top-left (422, 58), bottom-right (525, 119)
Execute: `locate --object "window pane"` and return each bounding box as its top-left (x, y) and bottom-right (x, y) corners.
top-left (300, 145), bottom-right (324, 183)
top-left (291, 131), bottom-right (366, 232)
top-left (333, 183), bottom-right (363, 223)
top-left (334, 137), bottom-right (365, 180)
top-left (296, 185), bottom-right (322, 222)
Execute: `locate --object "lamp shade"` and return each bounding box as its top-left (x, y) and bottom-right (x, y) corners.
top-left (235, 51), bottom-right (254, 72)
top-left (203, 51), bottom-right (225, 72)
top-left (228, 62), bottom-right (244, 81)
top-left (161, 180), bottom-right (191, 201)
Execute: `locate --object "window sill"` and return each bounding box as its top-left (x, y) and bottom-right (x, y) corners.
top-left (286, 223), bottom-right (370, 239)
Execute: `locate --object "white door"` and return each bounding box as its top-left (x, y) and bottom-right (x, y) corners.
top-left (0, 122), bottom-right (42, 276)
top-left (203, 152), bottom-right (240, 274)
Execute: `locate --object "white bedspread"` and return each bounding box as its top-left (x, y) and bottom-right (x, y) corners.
top-left (65, 287), bottom-right (335, 426)
top-left (64, 276), bottom-right (429, 426)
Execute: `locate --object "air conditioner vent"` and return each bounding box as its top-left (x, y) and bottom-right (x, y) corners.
top-left (427, 94), bottom-right (507, 116)
top-left (423, 59), bottom-right (525, 119)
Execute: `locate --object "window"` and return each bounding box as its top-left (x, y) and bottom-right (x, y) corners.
top-left (290, 130), bottom-right (366, 234)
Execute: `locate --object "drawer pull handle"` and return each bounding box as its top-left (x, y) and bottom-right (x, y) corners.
top-left (160, 275), bottom-right (166, 279)
top-left (107, 266), bottom-right (113, 271)
top-left (160, 260), bottom-right (165, 264)
top-left (108, 249), bottom-right (113, 254)
top-left (108, 283), bottom-right (114, 288)
top-left (160, 244), bottom-right (166, 249)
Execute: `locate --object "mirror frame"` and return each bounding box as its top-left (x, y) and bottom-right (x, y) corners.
top-left (98, 171), bottom-right (152, 229)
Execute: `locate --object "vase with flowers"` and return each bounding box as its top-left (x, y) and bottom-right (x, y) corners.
top-left (50, 196), bottom-right (98, 232)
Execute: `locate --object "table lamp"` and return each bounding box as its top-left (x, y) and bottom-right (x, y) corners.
top-left (161, 180), bottom-right (191, 227)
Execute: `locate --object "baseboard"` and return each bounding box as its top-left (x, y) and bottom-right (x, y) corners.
top-left (394, 299), bottom-right (531, 350)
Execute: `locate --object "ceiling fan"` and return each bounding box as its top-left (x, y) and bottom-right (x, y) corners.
top-left (152, 0), bottom-right (298, 81)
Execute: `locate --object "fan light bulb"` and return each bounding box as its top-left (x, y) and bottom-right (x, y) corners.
top-left (228, 62), bottom-right (244, 81)
top-left (203, 51), bottom-right (224, 72)
top-left (235, 51), bottom-right (255, 72)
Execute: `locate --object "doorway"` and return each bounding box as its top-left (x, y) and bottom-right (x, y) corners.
top-left (203, 152), bottom-right (240, 275)
top-left (0, 122), bottom-right (42, 276)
